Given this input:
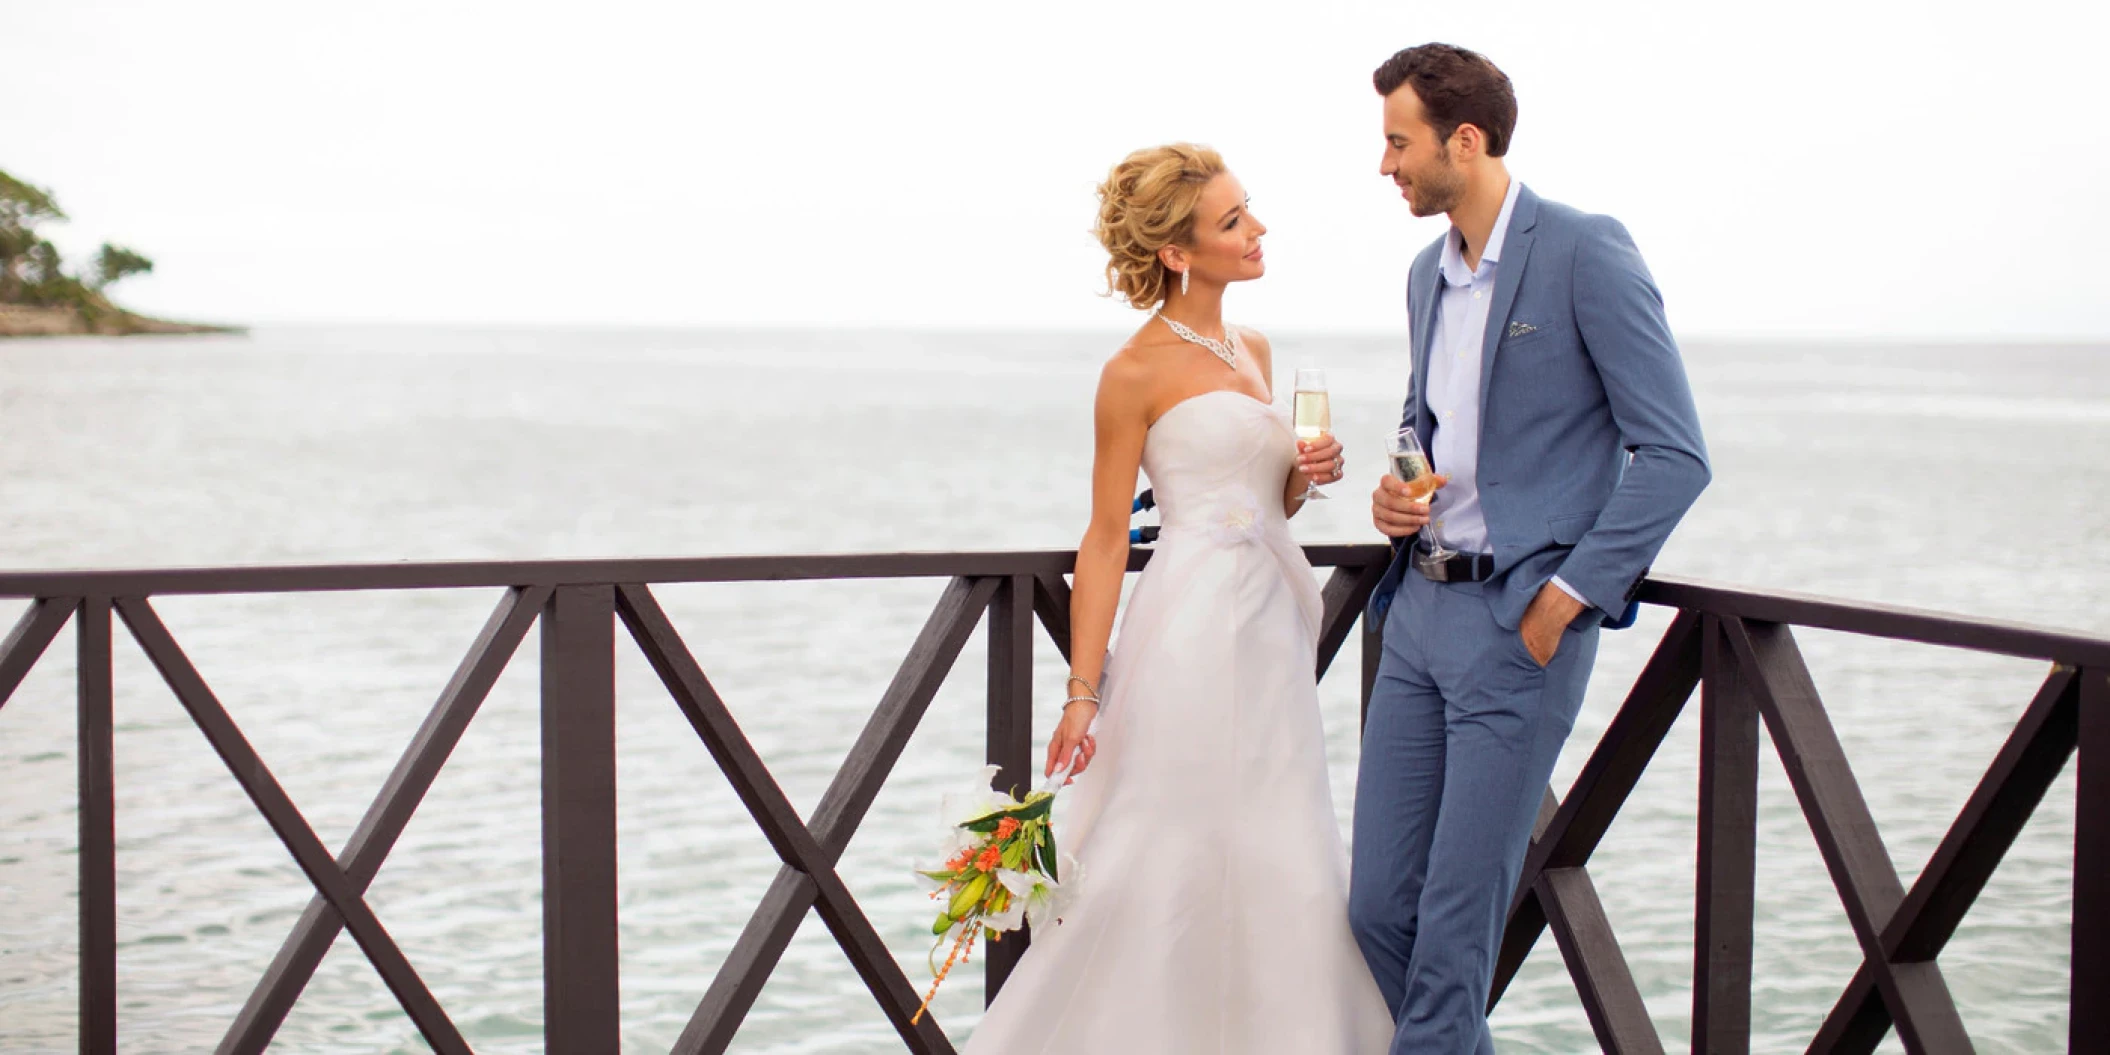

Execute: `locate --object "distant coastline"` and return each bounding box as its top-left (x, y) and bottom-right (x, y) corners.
top-left (0, 303), bottom-right (241, 338)
top-left (1, 168), bottom-right (240, 340)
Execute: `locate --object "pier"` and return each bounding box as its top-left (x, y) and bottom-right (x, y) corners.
top-left (0, 547), bottom-right (2102, 1053)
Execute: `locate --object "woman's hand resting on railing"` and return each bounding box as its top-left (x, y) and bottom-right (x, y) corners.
top-left (1045, 700), bottom-right (1098, 783)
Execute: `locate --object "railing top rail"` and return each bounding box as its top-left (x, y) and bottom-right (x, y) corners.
top-left (0, 547), bottom-right (2102, 666)
top-left (0, 545), bottom-right (1393, 598)
top-left (1639, 573), bottom-right (2110, 668)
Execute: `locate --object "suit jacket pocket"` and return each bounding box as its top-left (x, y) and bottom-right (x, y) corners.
top-left (1549, 511), bottom-right (1599, 546)
top-left (1500, 326), bottom-right (1559, 352)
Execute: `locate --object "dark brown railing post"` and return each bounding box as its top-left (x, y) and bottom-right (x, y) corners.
top-left (77, 597), bottom-right (116, 1055)
top-left (985, 574), bottom-right (1035, 1000)
top-left (542, 584), bottom-right (620, 1053)
top-left (2076, 665), bottom-right (2108, 1054)
top-left (1693, 614), bottom-right (1758, 1054)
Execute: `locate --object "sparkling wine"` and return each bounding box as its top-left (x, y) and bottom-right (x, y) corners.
top-left (1389, 450), bottom-right (1440, 500)
top-left (1291, 367), bottom-right (1332, 501)
top-left (1293, 390), bottom-right (1331, 440)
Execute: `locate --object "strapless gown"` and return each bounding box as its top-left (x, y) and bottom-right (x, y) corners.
top-left (962, 389), bottom-right (1394, 1053)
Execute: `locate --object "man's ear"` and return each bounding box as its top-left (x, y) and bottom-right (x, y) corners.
top-left (1452, 122), bottom-right (1485, 161)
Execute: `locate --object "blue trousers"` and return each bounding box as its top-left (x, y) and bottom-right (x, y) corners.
top-left (1350, 569), bottom-right (1600, 1054)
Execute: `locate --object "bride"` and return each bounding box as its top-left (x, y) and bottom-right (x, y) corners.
top-left (961, 143), bottom-right (1398, 1052)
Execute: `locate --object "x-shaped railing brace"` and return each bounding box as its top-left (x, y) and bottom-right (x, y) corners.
top-left (218, 585), bottom-right (551, 1053)
top-left (638, 576), bottom-right (999, 1055)
top-left (114, 595), bottom-right (489, 1053)
top-left (1807, 664), bottom-right (2079, 1052)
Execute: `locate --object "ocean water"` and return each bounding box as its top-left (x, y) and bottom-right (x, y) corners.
top-left (0, 326), bottom-right (2104, 1053)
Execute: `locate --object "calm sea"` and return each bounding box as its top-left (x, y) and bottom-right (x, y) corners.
top-left (1, 327), bottom-right (2104, 1053)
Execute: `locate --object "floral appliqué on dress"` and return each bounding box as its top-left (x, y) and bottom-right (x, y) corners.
top-left (1202, 490), bottom-right (1266, 546)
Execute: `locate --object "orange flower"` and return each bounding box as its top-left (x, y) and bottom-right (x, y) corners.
top-left (995, 817), bottom-right (1021, 839)
top-left (946, 848), bottom-right (974, 872)
top-left (976, 844), bottom-right (1003, 872)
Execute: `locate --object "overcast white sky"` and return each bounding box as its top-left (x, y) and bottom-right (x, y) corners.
top-left (7, 0), bottom-right (2106, 338)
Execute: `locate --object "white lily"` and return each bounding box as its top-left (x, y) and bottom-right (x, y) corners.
top-left (1034, 853), bottom-right (1083, 926)
top-left (980, 869), bottom-right (1032, 932)
top-left (940, 764), bottom-right (1018, 828)
top-left (993, 867), bottom-right (1039, 900)
top-left (941, 825), bottom-right (979, 858)
top-left (988, 857), bottom-right (1083, 932)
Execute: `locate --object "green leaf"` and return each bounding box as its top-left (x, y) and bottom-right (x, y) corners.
top-left (1037, 827), bottom-right (1059, 881)
top-left (960, 794), bottom-right (1055, 832)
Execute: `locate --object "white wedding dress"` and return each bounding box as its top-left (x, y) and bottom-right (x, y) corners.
top-left (963, 389), bottom-right (1395, 1053)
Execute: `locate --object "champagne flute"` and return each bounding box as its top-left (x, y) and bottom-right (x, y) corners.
top-left (1292, 368), bottom-right (1332, 502)
top-left (1386, 427), bottom-right (1453, 560)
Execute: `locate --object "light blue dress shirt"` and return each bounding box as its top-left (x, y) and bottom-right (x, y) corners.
top-left (1420, 177), bottom-right (1585, 605)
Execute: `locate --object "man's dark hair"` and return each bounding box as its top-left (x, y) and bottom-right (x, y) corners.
top-left (1373, 44), bottom-right (1517, 157)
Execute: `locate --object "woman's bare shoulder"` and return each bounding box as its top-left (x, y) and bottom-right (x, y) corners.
top-left (1233, 325), bottom-right (1272, 364)
top-left (1101, 322), bottom-right (1184, 387)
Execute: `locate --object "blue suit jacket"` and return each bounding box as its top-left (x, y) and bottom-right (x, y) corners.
top-left (1369, 185), bottom-right (1711, 631)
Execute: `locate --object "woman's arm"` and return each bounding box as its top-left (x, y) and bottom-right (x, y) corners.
top-left (1044, 355), bottom-right (1151, 780)
top-left (1283, 456), bottom-right (1316, 519)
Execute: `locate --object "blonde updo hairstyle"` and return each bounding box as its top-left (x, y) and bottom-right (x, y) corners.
top-left (1093, 143), bottom-right (1227, 310)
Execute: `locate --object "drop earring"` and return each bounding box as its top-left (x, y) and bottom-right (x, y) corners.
top-left (1180, 267), bottom-right (1190, 296)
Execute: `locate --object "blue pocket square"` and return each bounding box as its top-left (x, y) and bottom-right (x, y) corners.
top-left (1506, 321), bottom-right (1538, 338)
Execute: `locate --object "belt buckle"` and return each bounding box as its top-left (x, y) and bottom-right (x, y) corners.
top-left (1413, 548), bottom-right (1451, 583)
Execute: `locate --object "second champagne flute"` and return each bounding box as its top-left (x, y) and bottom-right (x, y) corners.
top-left (1386, 427), bottom-right (1453, 560)
top-left (1292, 367), bottom-right (1331, 502)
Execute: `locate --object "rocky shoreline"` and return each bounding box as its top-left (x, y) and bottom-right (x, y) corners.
top-left (0, 304), bottom-right (242, 338)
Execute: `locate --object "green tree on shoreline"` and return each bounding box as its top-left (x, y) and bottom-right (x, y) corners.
top-left (1, 168), bottom-right (158, 324)
top-left (0, 171), bottom-right (68, 304)
top-left (93, 243), bottom-right (154, 290)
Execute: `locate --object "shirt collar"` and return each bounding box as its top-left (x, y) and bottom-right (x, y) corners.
top-left (1439, 177), bottom-right (1523, 287)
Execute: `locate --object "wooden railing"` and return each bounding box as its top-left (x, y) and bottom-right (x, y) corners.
top-left (0, 548), bottom-right (2101, 1054)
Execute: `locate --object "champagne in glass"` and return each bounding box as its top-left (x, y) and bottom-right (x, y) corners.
top-left (1293, 390), bottom-right (1331, 441)
top-left (1292, 368), bottom-right (1331, 501)
top-left (1389, 449), bottom-right (1437, 500)
top-left (1385, 427), bottom-right (1452, 559)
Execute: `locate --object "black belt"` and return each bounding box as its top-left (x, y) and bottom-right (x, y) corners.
top-left (1413, 540), bottom-right (1496, 583)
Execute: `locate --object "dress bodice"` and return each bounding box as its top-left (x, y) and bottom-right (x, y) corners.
top-left (1142, 389), bottom-right (1296, 544)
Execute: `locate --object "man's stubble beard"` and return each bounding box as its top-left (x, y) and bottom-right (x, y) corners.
top-left (1407, 146), bottom-right (1465, 219)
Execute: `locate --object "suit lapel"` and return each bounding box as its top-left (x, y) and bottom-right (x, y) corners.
top-left (1477, 186), bottom-right (1540, 428)
top-left (1409, 251), bottom-right (1442, 440)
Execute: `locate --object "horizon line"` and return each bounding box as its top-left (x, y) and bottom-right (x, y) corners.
top-left (181, 317), bottom-right (2110, 348)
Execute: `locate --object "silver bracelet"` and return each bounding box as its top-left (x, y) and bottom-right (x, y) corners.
top-left (1063, 694), bottom-right (1100, 707)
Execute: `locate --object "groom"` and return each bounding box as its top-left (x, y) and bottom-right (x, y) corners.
top-left (1351, 44), bottom-right (1710, 1052)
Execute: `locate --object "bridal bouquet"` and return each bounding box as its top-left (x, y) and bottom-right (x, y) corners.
top-left (910, 764), bottom-right (1077, 1023)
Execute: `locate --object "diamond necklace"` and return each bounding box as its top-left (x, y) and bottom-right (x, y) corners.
top-left (1155, 312), bottom-right (1239, 369)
